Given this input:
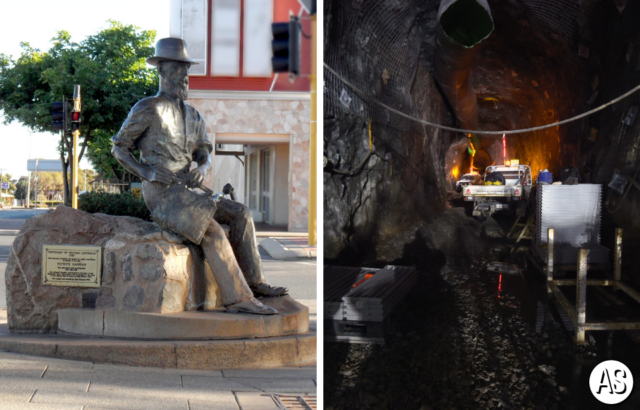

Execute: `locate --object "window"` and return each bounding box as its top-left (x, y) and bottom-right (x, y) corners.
top-left (181, 0), bottom-right (208, 75)
top-left (243, 0), bottom-right (273, 77)
top-left (211, 0), bottom-right (241, 76)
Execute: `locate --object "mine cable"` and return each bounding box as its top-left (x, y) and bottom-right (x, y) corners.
top-left (324, 62), bottom-right (640, 136)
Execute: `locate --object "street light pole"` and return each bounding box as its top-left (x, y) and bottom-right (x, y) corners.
top-left (34, 159), bottom-right (39, 216)
top-left (26, 132), bottom-right (31, 208)
top-left (308, 10), bottom-right (317, 246)
top-left (26, 171), bottom-right (31, 208)
top-left (71, 85), bottom-right (81, 210)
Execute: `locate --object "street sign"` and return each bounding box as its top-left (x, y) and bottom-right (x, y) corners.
top-left (27, 159), bottom-right (63, 172)
top-left (1, 182), bottom-right (8, 189)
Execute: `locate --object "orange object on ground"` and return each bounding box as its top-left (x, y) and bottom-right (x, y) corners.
top-left (352, 273), bottom-right (375, 288)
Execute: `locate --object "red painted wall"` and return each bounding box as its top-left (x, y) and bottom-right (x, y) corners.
top-left (189, 0), bottom-right (311, 92)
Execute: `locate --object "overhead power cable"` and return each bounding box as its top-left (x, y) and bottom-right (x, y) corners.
top-left (324, 62), bottom-right (640, 136)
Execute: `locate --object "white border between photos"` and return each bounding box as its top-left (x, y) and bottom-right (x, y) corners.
top-left (315, 2), bottom-right (324, 407)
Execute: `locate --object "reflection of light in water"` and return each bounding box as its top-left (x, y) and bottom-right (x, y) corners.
top-left (498, 273), bottom-right (502, 299)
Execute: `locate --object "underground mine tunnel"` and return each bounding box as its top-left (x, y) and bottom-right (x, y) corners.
top-left (324, 0), bottom-right (640, 409)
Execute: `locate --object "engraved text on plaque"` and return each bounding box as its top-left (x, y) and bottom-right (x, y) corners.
top-left (42, 245), bottom-right (102, 287)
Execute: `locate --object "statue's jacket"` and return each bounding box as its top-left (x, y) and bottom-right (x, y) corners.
top-left (112, 92), bottom-right (215, 244)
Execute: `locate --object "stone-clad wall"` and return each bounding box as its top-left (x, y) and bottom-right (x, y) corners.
top-left (187, 97), bottom-right (311, 231)
top-left (5, 207), bottom-right (220, 333)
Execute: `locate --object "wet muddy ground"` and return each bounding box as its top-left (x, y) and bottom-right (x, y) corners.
top-left (325, 214), bottom-right (640, 410)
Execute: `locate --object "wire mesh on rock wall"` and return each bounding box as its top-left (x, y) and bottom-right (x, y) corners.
top-left (324, 0), bottom-right (441, 132)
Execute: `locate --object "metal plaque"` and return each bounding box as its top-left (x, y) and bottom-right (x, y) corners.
top-left (42, 245), bottom-right (102, 287)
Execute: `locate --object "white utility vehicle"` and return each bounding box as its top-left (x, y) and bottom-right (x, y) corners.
top-left (462, 164), bottom-right (533, 219)
top-left (456, 173), bottom-right (482, 192)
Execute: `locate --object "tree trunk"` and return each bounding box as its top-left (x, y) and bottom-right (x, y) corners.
top-left (63, 132), bottom-right (73, 205)
top-left (61, 152), bottom-right (69, 204)
top-left (78, 129), bottom-right (90, 163)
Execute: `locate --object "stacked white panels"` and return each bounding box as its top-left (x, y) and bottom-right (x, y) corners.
top-left (324, 265), bottom-right (417, 343)
top-left (324, 266), bottom-right (380, 321)
top-left (535, 184), bottom-right (608, 264)
top-left (342, 266), bottom-right (417, 322)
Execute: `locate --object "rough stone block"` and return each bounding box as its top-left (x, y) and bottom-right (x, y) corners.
top-left (140, 263), bottom-right (164, 282)
top-left (4, 206), bottom-right (222, 332)
top-left (136, 243), bottom-right (163, 260)
top-left (103, 251), bottom-right (116, 284)
top-left (121, 254), bottom-right (134, 282)
top-left (123, 285), bottom-right (145, 311)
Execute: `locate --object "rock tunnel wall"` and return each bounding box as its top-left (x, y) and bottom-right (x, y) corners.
top-left (574, 0), bottom-right (640, 287)
top-left (324, 0), bottom-right (640, 277)
top-left (324, 0), bottom-right (452, 265)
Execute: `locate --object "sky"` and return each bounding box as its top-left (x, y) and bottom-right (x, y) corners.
top-left (0, 0), bottom-right (171, 180)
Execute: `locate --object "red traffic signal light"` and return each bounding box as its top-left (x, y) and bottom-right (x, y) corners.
top-left (70, 110), bottom-right (81, 131)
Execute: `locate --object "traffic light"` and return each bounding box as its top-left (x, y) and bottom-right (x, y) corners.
top-left (271, 16), bottom-right (300, 75)
top-left (51, 101), bottom-right (68, 132)
top-left (70, 85), bottom-right (81, 131)
top-left (70, 110), bottom-right (81, 131)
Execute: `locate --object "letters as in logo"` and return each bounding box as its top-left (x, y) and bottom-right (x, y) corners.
top-left (590, 360), bottom-right (634, 405)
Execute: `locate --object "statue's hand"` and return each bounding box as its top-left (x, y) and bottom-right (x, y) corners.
top-left (186, 167), bottom-right (206, 188)
top-left (148, 166), bottom-right (176, 185)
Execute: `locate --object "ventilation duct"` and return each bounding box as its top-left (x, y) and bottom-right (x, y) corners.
top-left (434, 0), bottom-right (494, 131)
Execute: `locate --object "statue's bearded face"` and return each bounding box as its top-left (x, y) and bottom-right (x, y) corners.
top-left (158, 61), bottom-right (190, 100)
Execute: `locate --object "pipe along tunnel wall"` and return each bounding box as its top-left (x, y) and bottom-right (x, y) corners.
top-left (324, 0), bottom-right (640, 285)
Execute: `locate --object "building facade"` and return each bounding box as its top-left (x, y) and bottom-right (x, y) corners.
top-left (170, 0), bottom-right (311, 231)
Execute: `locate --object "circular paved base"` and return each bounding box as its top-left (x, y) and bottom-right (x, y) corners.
top-left (0, 324), bottom-right (316, 369)
top-left (58, 296), bottom-right (308, 340)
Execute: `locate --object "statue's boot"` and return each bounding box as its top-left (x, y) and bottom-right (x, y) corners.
top-left (226, 297), bottom-right (278, 315)
top-left (251, 282), bottom-right (289, 297)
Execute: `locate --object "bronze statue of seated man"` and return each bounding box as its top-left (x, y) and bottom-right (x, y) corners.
top-left (111, 38), bottom-right (287, 315)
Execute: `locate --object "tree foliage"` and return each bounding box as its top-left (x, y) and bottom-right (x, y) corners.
top-left (79, 190), bottom-right (151, 221)
top-left (1, 173), bottom-right (16, 192)
top-left (0, 21), bottom-right (158, 189)
top-left (13, 176), bottom-right (28, 200)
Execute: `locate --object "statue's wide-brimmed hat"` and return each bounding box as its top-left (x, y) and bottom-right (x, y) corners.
top-left (146, 38), bottom-right (199, 66)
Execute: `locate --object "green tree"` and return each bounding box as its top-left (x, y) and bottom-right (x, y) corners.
top-left (30, 171), bottom-right (64, 202)
top-left (0, 21), bottom-right (158, 204)
top-left (13, 176), bottom-right (28, 200)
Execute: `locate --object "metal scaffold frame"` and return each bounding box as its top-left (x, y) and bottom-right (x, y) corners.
top-left (544, 228), bottom-right (640, 344)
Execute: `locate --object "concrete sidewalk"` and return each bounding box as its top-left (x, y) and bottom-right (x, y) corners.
top-left (0, 347), bottom-right (316, 410)
top-left (259, 237), bottom-right (317, 260)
